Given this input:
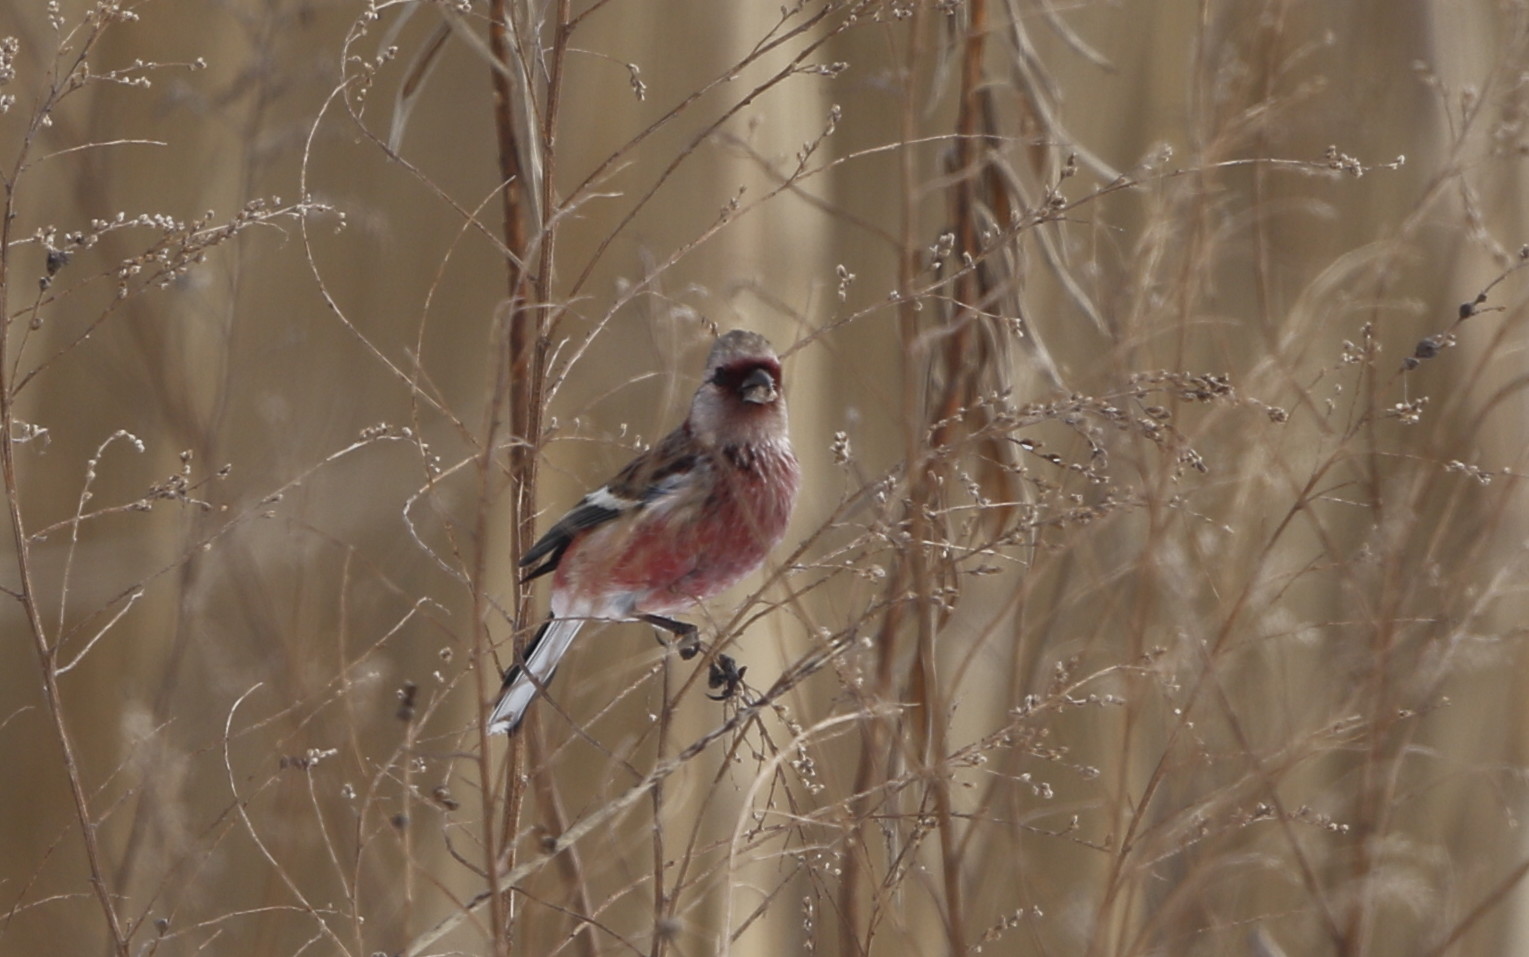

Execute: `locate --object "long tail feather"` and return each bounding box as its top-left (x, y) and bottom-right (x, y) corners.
top-left (487, 616), bottom-right (584, 734)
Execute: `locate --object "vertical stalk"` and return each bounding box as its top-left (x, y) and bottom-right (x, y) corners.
top-left (837, 8), bottom-right (932, 955)
top-left (483, 1), bottom-right (532, 951)
top-left (0, 41), bottom-right (131, 956)
top-left (13, 20), bottom-right (128, 953)
top-left (485, 2), bottom-right (593, 954)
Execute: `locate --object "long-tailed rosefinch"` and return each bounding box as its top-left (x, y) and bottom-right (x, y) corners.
top-left (488, 329), bottom-right (800, 734)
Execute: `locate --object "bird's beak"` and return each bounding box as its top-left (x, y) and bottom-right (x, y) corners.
top-left (740, 367), bottom-right (778, 404)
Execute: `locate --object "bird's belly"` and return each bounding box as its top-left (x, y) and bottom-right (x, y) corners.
top-left (555, 451), bottom-right (797, 615)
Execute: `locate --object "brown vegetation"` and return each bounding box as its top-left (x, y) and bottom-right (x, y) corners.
top-left (2, 2), bottom-right (1528, 955)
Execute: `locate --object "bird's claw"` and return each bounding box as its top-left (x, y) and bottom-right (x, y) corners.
top-left (707, 654), bottom-right (747, 701)
top-left (643, 614), bottom-right (703, 659)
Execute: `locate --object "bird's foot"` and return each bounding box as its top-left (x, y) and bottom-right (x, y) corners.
top-left (641, 614), bottom-right (703, 659)
top-left (707, 654), bottom-right (747, 701)
top-left (640, 614), bottom-right (742, 700)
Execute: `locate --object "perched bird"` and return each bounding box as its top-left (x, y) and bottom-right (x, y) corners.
top-left (488, 330), bottom-right (801, 734)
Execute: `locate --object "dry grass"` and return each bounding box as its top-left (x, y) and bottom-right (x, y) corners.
top-left (2, 1), bottom-right (1529, 955)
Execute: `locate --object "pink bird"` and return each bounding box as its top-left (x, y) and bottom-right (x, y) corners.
top-left (488, 330), bottom-right (801, 734)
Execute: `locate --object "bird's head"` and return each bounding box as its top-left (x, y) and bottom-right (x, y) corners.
top-left (690, 330), bottom-right (789, 445)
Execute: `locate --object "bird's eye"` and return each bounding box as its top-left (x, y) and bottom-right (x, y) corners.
top-left (712, 362), bottom-right (775, 392)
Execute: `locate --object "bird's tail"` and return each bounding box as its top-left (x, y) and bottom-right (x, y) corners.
top-left (487, 616), bottom-right (585, 734)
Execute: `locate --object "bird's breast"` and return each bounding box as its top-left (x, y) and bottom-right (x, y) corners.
top-left (555, 442), bottom-right (799, 615)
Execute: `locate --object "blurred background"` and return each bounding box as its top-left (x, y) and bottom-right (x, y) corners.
top-left (1, 1), bottom-right (1528, 955)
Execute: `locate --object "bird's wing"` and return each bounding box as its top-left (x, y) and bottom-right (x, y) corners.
top-left (519, 425), bottom-right (699, 581)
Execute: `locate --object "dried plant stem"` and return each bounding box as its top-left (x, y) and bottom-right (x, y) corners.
top-left (652, 658), bottom-right (674, 957)
top-left (0, 482), bottom-right (129, 957)
top-left (480, 2), bottom-right (526, 946)
top-left (474, 308), bottom-right (511, 954)
top-left (0, 49), bottom-right (132, 956)
top-left (485, 0), bottom-right (593, 950)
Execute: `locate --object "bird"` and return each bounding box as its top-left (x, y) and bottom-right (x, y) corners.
top-left (487, 329), bottom-right (801, 734)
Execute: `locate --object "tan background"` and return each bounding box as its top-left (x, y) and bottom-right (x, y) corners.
top-left (1, 1), bottom-right (1527, 955)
